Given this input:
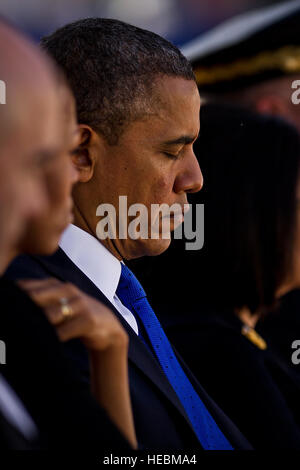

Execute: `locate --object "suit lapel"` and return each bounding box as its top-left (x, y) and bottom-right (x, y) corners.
top-left (31, 249), bottom-right (192, 426)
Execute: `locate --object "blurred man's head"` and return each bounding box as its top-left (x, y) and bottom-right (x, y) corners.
top-left (41, 18), bottom-right (203, 260)
top-left (17, 81), bottom-right (79, 255)
top-left (0, 21), bottom-right (63, 271)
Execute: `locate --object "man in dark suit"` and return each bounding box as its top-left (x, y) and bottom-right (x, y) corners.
top-left (6, 18), bottom-right (250, 450)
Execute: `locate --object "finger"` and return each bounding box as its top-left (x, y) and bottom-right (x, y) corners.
top-left (55, 313), bottom-right (97, 343)
top-left (44, 296), bottom-right (82, 326)
top-left (23, 282), bottom-right (81, 308)
top-left (18, 278), bottom-right (61, 292)
top-left (55, 302), bottom-right (123, 347)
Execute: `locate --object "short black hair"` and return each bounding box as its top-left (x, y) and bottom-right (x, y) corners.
top-left (41, 18), bottom-right (195, 144)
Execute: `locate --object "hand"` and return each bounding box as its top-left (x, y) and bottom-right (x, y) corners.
top-left (18, 277), bottom-right (136, 448)
top-left (18, 278), bottom-right (128, 351)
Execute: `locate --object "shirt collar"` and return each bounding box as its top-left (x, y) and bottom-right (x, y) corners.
top-left (59, 224), bottom-right (121, 302)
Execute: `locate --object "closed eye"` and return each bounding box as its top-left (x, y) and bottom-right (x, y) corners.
top-left (163, 151), bottom-right (180, 160)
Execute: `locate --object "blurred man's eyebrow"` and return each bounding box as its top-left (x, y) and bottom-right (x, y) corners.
top-left (33, 148), bottom-right (59, 164)
top-left (162, 135), bottom-right (198, 146)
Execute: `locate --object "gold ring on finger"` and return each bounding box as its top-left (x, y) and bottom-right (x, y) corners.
top-left (59, 297), bottom-right (74, 319)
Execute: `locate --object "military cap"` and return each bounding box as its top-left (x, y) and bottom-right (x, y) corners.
top-left (181, 0), bottom-right (300, 93)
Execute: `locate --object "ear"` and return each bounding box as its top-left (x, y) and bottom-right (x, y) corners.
top-left (254, 95), bottom-right (290, 119)
top-left (71, 125), bottom-right (99, 183)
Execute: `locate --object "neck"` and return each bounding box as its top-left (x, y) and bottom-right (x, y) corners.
top-left (236, 307), bottom-right (259, 328)
top-left (72, 204), bottom-right (94, 237)
top-left (72, 205), bottom-right (123, 261)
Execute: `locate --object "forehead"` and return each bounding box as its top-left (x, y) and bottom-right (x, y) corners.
top-left (155, 76), bottom-right (200, 106)
top-left (9, 84), bottom-right (74, 165)
top-left (37, 85), bottom-right (77, 144)
top-left (124, 77), bottom-right (200, 144)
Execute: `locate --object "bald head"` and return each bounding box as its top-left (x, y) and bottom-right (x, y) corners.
top-left (0, 21), bottom-right (62, 271)
top-left (0, 22), bottom-right (59, 142)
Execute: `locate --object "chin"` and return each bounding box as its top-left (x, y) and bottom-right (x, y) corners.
top-left (127, 238), bottom-right (171, 259)
top-left (42, 243), bottom-right (60, 255)
top-left (31, 244), bottom-right (58, 256)
top-left (29, 236), bottom-right (60, 256)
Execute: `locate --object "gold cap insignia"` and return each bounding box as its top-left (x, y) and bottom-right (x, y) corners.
top-left (241, 325), bottom-right (267, 350)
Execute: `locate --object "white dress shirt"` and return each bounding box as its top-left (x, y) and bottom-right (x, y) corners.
top-left (59, 224), bottom-right (139, 335)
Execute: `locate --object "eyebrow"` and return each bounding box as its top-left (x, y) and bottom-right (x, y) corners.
top-left (162, 135), bottom-right (198, 146)
top-left (33, 148), bottom-right (60, 165)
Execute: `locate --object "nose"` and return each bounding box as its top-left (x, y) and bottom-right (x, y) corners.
top-left (173, 147), bottom-right (203, 195)
top-left (70, 159), bottom-right (80, 185)
top-left (24, 176), bottom-right (48, 220)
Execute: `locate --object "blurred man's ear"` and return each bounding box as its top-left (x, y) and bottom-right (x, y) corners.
top-left (71, 125), bottom-right (100, 183)
top-left (254, 94), bottom-right (291, 120)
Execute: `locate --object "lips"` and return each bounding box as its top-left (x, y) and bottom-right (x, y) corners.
top-left (150, 201), bottom-right (190, 237)
top-left (182, 203), bottom-right (190, 214)
top-left (161, 203), bottom-right (190, 221)
top-left (161, 211), bottom-right (185, 231)
top-left (169, 213), bottom-right (184, 230)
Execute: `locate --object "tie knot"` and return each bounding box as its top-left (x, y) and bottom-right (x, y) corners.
top-left (116, 263), bottom-right (147, 304)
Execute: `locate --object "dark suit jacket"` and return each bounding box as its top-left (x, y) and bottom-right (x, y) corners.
top-left (0, 407), bottom-right (37, 450)
top-left (158, 305), bottom-right (300, 449)
top-left (0, 278), bottom-right (130, 450)
top-left (5, 249), bottom-right (251, 450)
top-left (257, 289), bottom-right (300, 375)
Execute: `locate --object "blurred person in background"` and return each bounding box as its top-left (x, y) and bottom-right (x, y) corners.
top-left (0, 19), bottom-right (60, 449)
top-left (6, 17), bottom-right (252, 450)
top-left (141, 103), bottom-right (300, 449)
top-left (0, 20), bottom-right (135, 450)
top-left (181, 0), bottom-right (300, 374)
top-left (182, 0), bottom-right (300, 131)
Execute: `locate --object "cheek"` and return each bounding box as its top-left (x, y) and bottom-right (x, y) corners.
top-left (46, 173), bottom-right (71, 206)
top-left (151, 175), bottom-right (174, 204)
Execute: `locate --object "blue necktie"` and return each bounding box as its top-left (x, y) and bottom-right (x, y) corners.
top-left (116, 263), bottom-right (234, 450)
